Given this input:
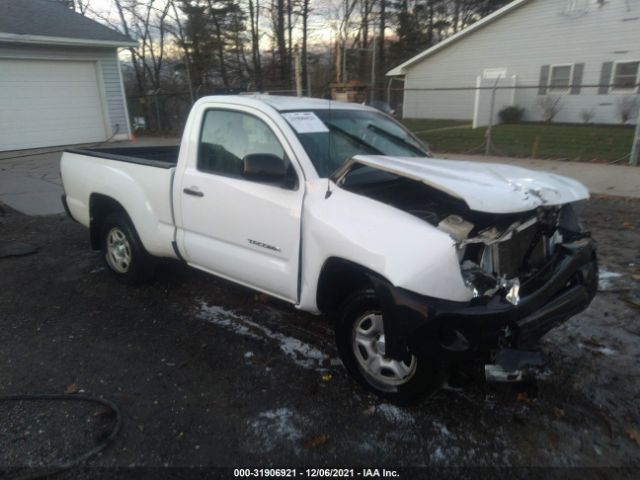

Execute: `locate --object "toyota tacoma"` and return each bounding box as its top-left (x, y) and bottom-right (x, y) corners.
top-left (61, 95), bottom-right (598, 402)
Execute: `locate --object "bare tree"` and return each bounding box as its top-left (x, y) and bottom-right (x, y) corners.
top-left (616, 96), bottom-right (639, 125)
top-left (580, 108), bottom-right (595, 124)
top-left (377, 0), bottom-right (386, 95)
top-left (56, 0), bottom-right (91, 13)
top-left (99, 0), bottom-right (171, 97)
top-left (247, 0), bottom-right (264, 90)
top-left (537, 96), bottom-right (563, 123)
top-left (80, 0), bottom-right (518, 101)
top-left (301, 0), bottom-right (311, 94)
top-left (166, 0), bottom-right (195, 100)
top-left (272, 0), bottom-right (289, 87)
top-left (69, 0), bottom-right (92, 14)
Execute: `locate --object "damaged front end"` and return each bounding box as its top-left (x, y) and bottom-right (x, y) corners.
top-left (444, 204), bottom-right (584, 308)
top-left (335, 156), bottom-right (597, 374)
top-left (369, 202), bottom-right (597, 365)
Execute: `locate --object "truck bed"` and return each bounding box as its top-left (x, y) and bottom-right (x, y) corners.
top-left (61, 146), bottom-right (178, 259)
top-left (65, 146), bottom-right (180, 169)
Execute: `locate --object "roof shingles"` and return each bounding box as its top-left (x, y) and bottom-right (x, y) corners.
top-left (0, 0), bottom-right (135, 46)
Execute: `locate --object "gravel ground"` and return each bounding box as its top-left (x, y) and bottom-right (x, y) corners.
top-left (0, 197), bottom-right (639, 476)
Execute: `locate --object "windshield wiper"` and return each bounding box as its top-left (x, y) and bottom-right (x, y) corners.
top-left (324, 122), bottom-right (383, 155)
top-left (366, 123), bottom-right (428, 156)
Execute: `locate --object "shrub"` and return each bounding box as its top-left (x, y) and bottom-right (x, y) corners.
top-left (580, 108), bottom-right (595, 124)
top-left (498, 106), bottom-right (525, 124)
top-left (616, 96), bottom-right (639, 124)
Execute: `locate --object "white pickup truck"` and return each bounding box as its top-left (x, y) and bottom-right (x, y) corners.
top-left (61, 95), bottom-right (598, 402)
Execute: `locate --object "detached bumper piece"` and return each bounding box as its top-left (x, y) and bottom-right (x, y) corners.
top-left (372, 238), bottom-right (598, 361)
top-left (484, 349), bottom-right (545, 383)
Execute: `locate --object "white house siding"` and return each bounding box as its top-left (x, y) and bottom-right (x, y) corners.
top-left (0, 43), bottom-right (130, 139)
top-left (401, 0), bottom-right (640, 125)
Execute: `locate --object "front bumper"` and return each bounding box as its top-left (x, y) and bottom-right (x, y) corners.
top-left (372, 238), bottom-right (598, 360)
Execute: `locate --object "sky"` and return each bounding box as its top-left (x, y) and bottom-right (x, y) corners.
top-left (83, 0), bottom-right (347, 47)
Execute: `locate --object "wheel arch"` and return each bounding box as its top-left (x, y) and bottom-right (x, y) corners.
top-left (89, 193), bottom-right (130, 250)
top-left (315, 257), bottom-right (390, 315)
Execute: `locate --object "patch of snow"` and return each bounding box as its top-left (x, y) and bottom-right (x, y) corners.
top-left (377, 403), bottom-right (415, 425)
top-left (198, 301), bottom-right (336, 370)
top-left (598, 269), bottom-right (623, 291)
top-left (578, 342), bottom-right (618, 356)
top-left (244, 351), bottom-right (254, 358)
top-left (197, 304), bottom-right (262, 340)
top-left (430, 446), bottom-right (447, 463)
top-left (595, 346), bottom-right (617, 356)
top-left (244, 408), bottom-right (306, 454)
top-left (432, 420), bottom-right (450, 437)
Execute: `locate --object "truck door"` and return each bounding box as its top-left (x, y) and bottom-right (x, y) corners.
top-left (175, 107), bottom-right (304, 303)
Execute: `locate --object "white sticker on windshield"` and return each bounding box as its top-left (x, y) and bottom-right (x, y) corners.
top-left (282, 112), bottom-right (329, 134)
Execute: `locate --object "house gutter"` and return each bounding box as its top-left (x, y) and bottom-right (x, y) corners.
top-left (0, 33), bottom-right (137, 48)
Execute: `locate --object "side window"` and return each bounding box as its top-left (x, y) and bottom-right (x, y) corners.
top-left (198, 109), bottom-right (287, 177)
top-left (548, 65), bottom-right (572, 93)
top-left (611, 61), bottom-right (640, 92)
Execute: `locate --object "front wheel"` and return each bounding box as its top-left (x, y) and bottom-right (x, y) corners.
top-left (100, 212), bottom-right (156, 284)
top-left (335, 289), bottom-right (439, 403)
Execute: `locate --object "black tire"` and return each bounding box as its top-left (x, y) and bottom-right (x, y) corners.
top-left (335, 288), bottom-right (439, 404)
top-left (100, 211), bottom-right (156, 285)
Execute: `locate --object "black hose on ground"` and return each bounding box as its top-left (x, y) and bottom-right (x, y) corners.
top-left (0, 394), bottom-right (122, 480)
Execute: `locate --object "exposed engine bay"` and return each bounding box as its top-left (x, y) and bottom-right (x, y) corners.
top-left (342, 174), bottom-right (588, 306)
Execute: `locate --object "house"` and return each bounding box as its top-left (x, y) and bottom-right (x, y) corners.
top-left (386, 0), bottom-right (640, 126)
top-left (0, 0), bottom-right (136, 151)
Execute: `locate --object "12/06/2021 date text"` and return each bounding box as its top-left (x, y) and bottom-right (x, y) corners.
top-left (233, 468), bottom-right (400, 478)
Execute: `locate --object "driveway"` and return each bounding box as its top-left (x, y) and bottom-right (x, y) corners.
top-left (0, 137), bottom-right (179, 216)
top-left (0, 197), bottom-right (639, 474)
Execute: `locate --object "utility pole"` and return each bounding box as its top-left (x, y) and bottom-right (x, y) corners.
top-left (485, 76), bottom-right (501, 156)
top-left (152, 89), bottom-right (161, 131)
top-left (183, 41), bottom-right (195, 104)
top-left (342, 41), bottom-right (347, 83)
top-left (370, 36), bottom-right (376, 103)
top-left (335, 41), bottom-right (341, 83)
top-left (630, 102), bottom-right (640, 166)
top-left (184, 60), bottom-right (194, 103)
top-left (294, 44), bottom-right (303, 97)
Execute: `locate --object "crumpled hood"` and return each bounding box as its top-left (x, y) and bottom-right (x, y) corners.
top-left (333, 155), bottom-right (589, 213)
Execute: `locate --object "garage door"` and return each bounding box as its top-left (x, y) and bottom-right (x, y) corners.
top-left (0, 59), bottom-right (108, 151)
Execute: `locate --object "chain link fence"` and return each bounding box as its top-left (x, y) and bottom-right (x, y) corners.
top-left (126, 82), bottom-right (640, 166)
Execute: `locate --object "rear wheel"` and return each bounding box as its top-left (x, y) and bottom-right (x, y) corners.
top-left (335, 288), bottom-right (439, 403)
top-left (100, 212), bottom-right (156, 284)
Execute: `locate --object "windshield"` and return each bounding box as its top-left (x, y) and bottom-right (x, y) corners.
top-left (282, 109), bottom-right (430, 177)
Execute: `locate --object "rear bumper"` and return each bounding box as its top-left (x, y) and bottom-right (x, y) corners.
top-left (372, 238), bottom-right (598, 360)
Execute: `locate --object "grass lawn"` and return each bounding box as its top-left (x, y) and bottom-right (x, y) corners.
top-left (401, 118), bottom-right (471, 132)
top-left (401, 120), bottom-right (635, 163)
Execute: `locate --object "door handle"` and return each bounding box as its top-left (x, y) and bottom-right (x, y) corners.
top-left (183, 187), bottom-right (204, 197)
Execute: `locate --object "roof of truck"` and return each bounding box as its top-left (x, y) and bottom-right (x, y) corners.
top-left (200, 94), bottom-right (373, 112)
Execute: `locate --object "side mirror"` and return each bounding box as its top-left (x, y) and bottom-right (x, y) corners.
top-left (242, 153), bottom-right (290, 185)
